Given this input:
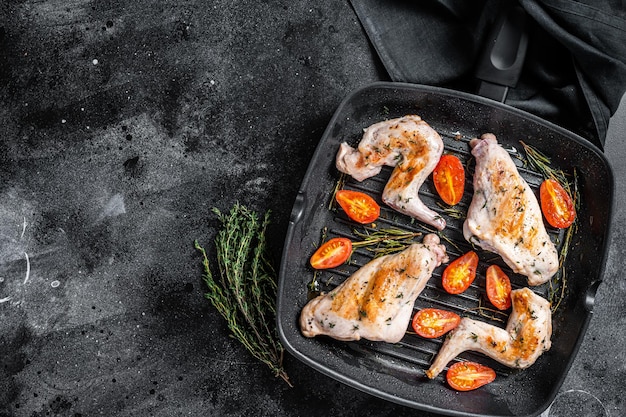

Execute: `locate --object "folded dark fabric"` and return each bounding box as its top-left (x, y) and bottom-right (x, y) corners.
top-left (349, 0), bottom-right (626, 150)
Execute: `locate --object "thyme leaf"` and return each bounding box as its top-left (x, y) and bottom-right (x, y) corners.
top-left (195, 203), bottom-right (291, 386)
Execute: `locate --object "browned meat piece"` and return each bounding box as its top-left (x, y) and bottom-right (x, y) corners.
top-left (336, 115), bottom-right (446, 230)
top-left (426, 287), bottom-right (552, 379)
top-left (300, 234), bottom-right (448, 343)
top-left (463, 133), bottom-right (559, 285)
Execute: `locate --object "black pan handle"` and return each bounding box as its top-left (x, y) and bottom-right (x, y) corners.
top-left (475, 2), bottom-right (528, 102)
top-left (290, 191), bottom-right (306, 224)
top-left (584, 280), bottom-right (602, 312)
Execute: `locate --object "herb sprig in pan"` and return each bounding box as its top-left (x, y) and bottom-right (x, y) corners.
top-left (195, 204), bottom-right (291, 386)
top-left (520, 141), bottom-right (579, 312)
top-left (351, 227), bottom-right (423, 257)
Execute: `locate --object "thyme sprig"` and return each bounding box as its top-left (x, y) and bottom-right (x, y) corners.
top-left (520, 141), bottom-right (571, 192)
top-left (307, 227), bottom-right (329, 296)
top-left (549, 192), bottom-right (578, 313)
top-left (465, 300), bottom-right (508, 324)
top-left (436, 202), bottom-right (466, 220)
top-left (329, 173), bottom-right (348, 210)
top-left (195, 204), bottom-right (291, 386)
top-left (352, 227), bottom-right (423, 257)
top-left (520, 141), bottom-right (580, 312)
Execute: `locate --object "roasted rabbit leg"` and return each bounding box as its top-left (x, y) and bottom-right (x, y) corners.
top-left (463, 133), bottom-right (559, 285)
top-left (300, 234), bottom-right (448, 343)
top-left (426, 287), bottom-right (552, 379)
top-left (336, 115), bottom-right (446, 230)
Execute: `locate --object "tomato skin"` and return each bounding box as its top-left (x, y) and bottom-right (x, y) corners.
top-left (335, 190), bottom-right (380, 224)
top-left (446, 361), bottom-right (496, 392)
top-left (486, 265), bottom-right (512, 310)
top-left (442, 251), bottom-right (479, 294)
top-left (310, 237), bottom-right (352, 269)
top-left (540, 178), bottom-right (576, 228)
top-left (433, 154), bottom-right (465, 205)
top-left (412, 308), bottom-right (461, 338)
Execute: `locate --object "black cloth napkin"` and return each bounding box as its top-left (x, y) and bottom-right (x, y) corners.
top-left (349, 0), bottom-right (626, 150)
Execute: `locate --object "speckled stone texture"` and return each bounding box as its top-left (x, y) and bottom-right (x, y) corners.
top-left (0, 1), bottom-right (624, 417)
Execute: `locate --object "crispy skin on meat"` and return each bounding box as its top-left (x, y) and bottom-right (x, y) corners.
top-left (463, 133), bottom-right (559, 285)
top-left (426, 288), bottom-right (552, 379)
top-left (336, 115), bottom-right (446, 230)
top-left (300, 234), bottom-right (448, 343)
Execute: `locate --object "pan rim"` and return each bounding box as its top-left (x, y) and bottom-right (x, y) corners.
top-left (276, 80), bottom-right (615, 417)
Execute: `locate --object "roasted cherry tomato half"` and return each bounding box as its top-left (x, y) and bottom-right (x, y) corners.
top-left (540, 178), bottom-right (576, 229)
top-left (335, 190), bottom-right (380, 224)
top-left (486, 265), bottom-right (512, 310)
top-left (309, 237), bottom-right (352, 269)
top-left (412, 308), bottom-right (461, 339)
top-left (442, 251), bottom-right (478, 294)
top-left (446, 361), bottom-right (496, 392)
top-left (432, 154), bottom-right (465, 205)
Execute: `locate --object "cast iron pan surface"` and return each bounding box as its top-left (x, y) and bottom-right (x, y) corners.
top-left (276, 82), bottom-right (614, 417)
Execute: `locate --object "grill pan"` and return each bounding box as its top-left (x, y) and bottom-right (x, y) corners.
top-left (276, 81), bottom-right (614, 417)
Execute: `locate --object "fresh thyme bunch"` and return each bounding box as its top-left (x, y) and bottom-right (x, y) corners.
top-left (194, 203), bottom-right (290, 386)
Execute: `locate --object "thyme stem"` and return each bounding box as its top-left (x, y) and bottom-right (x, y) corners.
top-left (352, 227), bottom-right (423, 257)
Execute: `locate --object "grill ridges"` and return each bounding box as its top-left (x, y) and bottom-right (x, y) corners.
top-left (307, 128), bottom-right (564, 381)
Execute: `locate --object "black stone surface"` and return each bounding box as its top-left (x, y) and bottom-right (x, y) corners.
top-left (1, 2), bottom-right (624, 416)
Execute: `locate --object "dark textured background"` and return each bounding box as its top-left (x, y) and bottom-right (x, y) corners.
top-left (1, 1), bottom-right (624, 416)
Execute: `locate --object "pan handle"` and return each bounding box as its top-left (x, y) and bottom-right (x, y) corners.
top-left (584, 280), bottom-right (602, 312)
top-left (475, 1), bottom-right (528, 103)
top-left (290, 191), bottom-right (306, 224)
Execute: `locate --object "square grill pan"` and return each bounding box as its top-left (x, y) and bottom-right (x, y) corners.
top-left (276, 82), bottom-right (614, 417)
